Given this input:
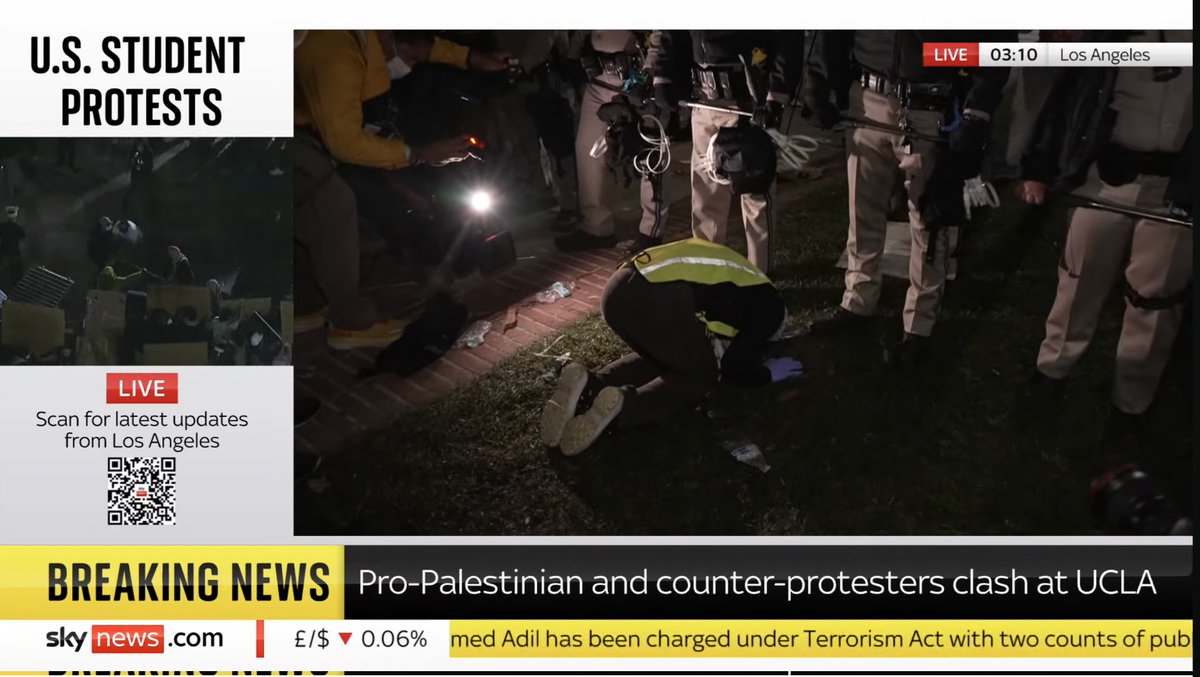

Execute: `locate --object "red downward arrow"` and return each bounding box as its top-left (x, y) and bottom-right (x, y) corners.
top-left (339, 632), bottom-right (353, 645)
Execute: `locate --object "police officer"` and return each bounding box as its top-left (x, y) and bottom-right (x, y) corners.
top-left (540, 237), bottom-right (802, 456)
top-left (554, 31), bottom-right (671, 254)
top-left (649, 31), bottom-right (806, 274)
top-left (1016, 30), bottom-right (1193, 453)
top-left (805, 31), bottom-right (1011, 363)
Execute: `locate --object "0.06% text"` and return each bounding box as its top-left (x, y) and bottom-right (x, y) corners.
top-left (294, 628), bottom-right (429, 649)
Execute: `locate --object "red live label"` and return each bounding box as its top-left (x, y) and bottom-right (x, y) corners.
top-left (923, 42), bottom-right (979, 67)
top-left (91, 624), bottom-right (165, 654)
top-left (105, 373), bottom-right (179, 404)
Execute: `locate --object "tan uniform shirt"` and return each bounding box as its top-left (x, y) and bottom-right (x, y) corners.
top-left (1109, 30), bottom-right (1193, 153)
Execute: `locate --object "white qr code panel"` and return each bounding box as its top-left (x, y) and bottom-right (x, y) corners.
top-left (106, 457), bottom-right (177, 526)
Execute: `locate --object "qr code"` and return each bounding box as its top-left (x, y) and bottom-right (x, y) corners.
top-left (107, 457), bottom-right (177, 526)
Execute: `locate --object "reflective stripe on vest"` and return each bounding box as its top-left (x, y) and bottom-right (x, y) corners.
top-left (633, 238), bottom-right (770, 288)
top-left (631, 239), bottom-right (769, 338)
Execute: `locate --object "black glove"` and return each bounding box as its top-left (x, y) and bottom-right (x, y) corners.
top-left (753, 100), bottom-right (785, 130)
top-left (801, 94), bottom-right (840, 130)
top-left (918, 161), bottom-right (965, 231)
top-left (947, 115), bottom-right (990, 178)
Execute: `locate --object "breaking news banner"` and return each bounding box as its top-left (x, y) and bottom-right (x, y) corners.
top-left (0, 545), bottom-right (1191, 672)
top-left (0, 29), bottom-right (292, 136)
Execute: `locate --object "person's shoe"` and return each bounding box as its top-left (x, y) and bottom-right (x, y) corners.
top-left (625, 234), bottom-right (663, 255)
top-left (326, 318), bottom-right (409, 351)
top-left (1106, 407), bottom-right (1150, 460)
top-left (554, 230), bottom-right (617, 253)
top-left (886, 332), bottom-right (932, 369)
top-left (550, 209), bottom-right (583, 233)
top-left (560, 386), bottom-right (624, 456)
top-left (295, 307), bottom-right (329, 334)
top-left (807, 305), bottom-right (873, 335)
top-left (541, 362), bottom-right (592, 447)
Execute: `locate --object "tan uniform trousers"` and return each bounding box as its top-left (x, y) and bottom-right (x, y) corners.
top-left (575, 76), bottom-right (668, 238)
top-left (1036, 168), bottom-right (1192, 415)
top-left (841, 85), bottom-right (949, 336)
top-left (690, 103), bottom-right (775, 273)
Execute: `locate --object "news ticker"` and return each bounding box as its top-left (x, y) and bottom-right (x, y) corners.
top-left (0, 545), bottom-right (1191, 671)
top-left (921, 42), bottom-right (1193, 67)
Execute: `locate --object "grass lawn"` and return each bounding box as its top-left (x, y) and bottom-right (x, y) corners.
top-left (296, 173), bottom-right (1192, 536)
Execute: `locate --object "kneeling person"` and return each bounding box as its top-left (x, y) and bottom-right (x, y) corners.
top-left (541, 238), bottom-right (801, 455)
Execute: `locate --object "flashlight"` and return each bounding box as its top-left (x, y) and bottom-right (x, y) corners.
top-left (468, 190), bottom-right (494, 213)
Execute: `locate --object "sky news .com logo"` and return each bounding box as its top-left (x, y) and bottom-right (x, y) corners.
top-left (46, 624), bottom-right (223, 653)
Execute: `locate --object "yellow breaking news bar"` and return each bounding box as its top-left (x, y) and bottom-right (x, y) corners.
top-left (449, 620), bottom-right (1193, 658)
top-left (0, 546), bottom-right (344, 620)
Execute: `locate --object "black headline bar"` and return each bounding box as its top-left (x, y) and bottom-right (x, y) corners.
top-left (343, 545), bottom-right (1191, 619)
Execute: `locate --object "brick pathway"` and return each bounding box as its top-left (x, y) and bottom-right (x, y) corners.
top-left (295, 207), bottom-right (691, 457)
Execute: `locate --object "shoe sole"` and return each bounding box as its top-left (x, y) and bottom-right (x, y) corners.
top-left (295, 317), bottom-right (328, 334)
top-left (326, 325), bottom-right (407, 351)
top-left (560, 386), bottom-right (624, 456)
top-left (540, 362), bottom-right (589, 447)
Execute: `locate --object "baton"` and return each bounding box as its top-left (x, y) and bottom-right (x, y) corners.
top-left (1058, 193), bottom-right (1193, 228)
top-left (839, 115), bottom-right (946, 144)
top-left (680, 100), bottom-right (752, 117)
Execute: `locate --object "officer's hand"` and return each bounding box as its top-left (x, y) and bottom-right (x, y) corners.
top-left (411, 134), bottom-right (472, 167)
top-left (753, 101), bottom-right (785, 130)
top-left (801, 96), bottom-right (840, 130)
top-left (1015, 180), bottom-right (1047, 205)
top-left (468, 50), bottom-right (513, 72)
top-left (764, 357), bottom-right (804, 383)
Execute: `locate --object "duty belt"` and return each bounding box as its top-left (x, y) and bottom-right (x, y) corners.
top-left (1106, 144), bottom-right (1180, 177)
top-left (694, 63), bottom-right (751, 102)
top-left (584, 51), bottom-right (641, 81)
top-left (857, 68), bottom-right (955, 110)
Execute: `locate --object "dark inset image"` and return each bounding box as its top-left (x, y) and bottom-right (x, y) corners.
top-left (291, 29), bottom-right (1192, 537)
top-left (0, 137), bottom-right (293, 366)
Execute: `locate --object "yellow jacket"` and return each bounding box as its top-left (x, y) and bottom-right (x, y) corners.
top-left (294, 31), bottom-right (470, 169)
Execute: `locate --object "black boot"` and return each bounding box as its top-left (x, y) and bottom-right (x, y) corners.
top-left (555, 230), bottom-right (616, 253)
top-left (885, 332), bottom-right (931, 369)
top-left (807, 305), bottom-right (874, 335)
top-left (626, 234), bottom-right (662, 255)
top-left (550, 209), bottom-right (583, 233)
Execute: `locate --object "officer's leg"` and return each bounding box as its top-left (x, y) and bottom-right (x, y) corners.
top-left (1036, 192), bottom-right (1133, 380)
top-left (1112, 214), bottom-right (1192, 415)
top-left (740, 186), bottom-right (776, 274)
top-left (842, 88), bottom-right (897, 316)
top-left (691, 106), bottom-right (734, 246)
top-left (899, 108), bottom-right (951, 336)
top-left (575, 82), bottom-right (615, 237)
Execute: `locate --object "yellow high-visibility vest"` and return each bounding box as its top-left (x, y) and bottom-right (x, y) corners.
top-left (629, 238), bottom-right (771, 338)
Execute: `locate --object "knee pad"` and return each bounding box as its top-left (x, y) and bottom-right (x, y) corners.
top-left (1124, 279), bottom-right (1191, 310)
